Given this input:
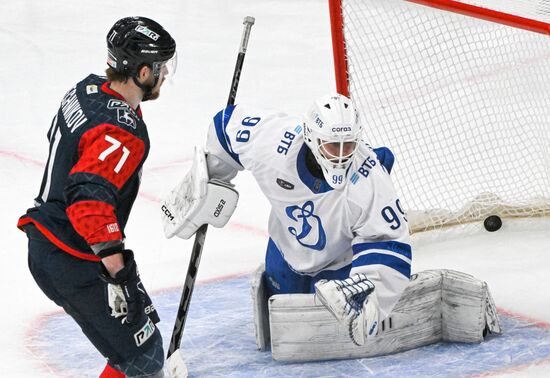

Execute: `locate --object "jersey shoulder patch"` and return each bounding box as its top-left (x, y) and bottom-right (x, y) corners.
top-left (75, 75), bottom-right (141, 133)
top-left (104, 99), bottom-right (139, 130)
top-left (86, 84), bottom-right (99, 95)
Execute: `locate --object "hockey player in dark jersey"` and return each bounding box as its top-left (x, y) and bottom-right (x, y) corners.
top-left (17, 17), bottom-right (176, 378)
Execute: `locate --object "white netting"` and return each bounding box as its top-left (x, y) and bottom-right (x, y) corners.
top-left (338, 0), bottom-right (550, 232)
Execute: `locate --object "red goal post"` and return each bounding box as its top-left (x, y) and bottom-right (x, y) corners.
top-left (329, 0), bottom-right (550, 233)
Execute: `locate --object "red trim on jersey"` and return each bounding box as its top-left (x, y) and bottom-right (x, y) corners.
top-left (101, 82), bottom-right (143, 117)
top-left (99, 363), bottom-right (126, 378)
top-left (66, 200), bottom-right (123, 246)
top-left (17, 218), bottom-right (101, 262)
top-left (70, 124), bottom-right (145, 190)
top-left (101, 81), bottom-right (125, 100)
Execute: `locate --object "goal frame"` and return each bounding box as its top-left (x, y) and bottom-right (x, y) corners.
top-left (328, 0), bottom-right (550, 232)
top-left (329, 0), bottom-right (550, 98)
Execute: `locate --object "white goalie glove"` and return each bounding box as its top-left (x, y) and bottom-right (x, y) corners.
top-left (161, 146), bottom-right (239, 239)
top-left (314, 274), bottom-right (379, 346)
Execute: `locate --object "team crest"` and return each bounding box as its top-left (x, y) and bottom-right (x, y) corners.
top-left (107, 99), bottom-right (137, 129)
top-left (285, 200), bottom-right (326, 251)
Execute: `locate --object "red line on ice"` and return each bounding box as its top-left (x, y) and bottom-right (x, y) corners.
top-left (466, 306), bottom-right (550, 378)
top-left (468, 358), bottom-right (550, 378)
top-left (0, 150), bottom-right (44, 167)
top-left (496, 306), bottom-right (550, 330)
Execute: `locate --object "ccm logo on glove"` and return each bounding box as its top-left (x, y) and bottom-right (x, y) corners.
top-left (161, 205), bottom-right (175, 221)
top-left (213, 199), bottom-right (226, 217)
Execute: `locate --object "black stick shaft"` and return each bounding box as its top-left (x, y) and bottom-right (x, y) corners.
top-left (167, 16), bottom-right (255, 359)
top-left (167, 224), bottom-right (207, 358)
top-left (228, 16), bottom-right (254, 106)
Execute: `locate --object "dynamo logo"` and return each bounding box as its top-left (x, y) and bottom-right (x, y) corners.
top-left (285, 200), bottom-right (326, 251)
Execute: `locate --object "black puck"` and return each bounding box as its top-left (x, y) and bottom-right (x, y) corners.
top-left (483, 215), bottom-right (502, 232)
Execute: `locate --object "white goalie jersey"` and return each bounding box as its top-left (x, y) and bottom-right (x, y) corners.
top-left (205, 104), bottom-right (411, 318)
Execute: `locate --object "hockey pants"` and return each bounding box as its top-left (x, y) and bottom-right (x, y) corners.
top-left (25, 225), bottom-right (164, 377)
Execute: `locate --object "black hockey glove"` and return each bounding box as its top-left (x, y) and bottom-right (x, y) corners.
top-left (99, 250), bottom-right (159, 325)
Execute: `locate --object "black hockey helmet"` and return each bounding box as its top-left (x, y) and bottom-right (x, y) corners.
top-left (106, 16), bottom-right (176, 81)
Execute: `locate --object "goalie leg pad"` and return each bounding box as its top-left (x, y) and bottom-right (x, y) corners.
top-left (251, 264), bottom-right (271, 351)
top-left (266, 268), bottom-right (500, 362)
top-left (441, 270), bottom-right (501, 342)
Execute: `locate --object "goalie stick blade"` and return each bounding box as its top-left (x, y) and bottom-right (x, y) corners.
top-left (166, 348), bottom-right (188, 378)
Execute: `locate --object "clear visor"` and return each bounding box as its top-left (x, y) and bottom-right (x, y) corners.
top-left (318, 139), bottom-right (358, 167)
top-left (153, 51), bottom-right (178, 79)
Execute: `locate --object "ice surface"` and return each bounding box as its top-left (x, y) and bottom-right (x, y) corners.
top-left (29, 275), bottom-right (550, 377)
top-left (1, 0), bottom-right (549, 377)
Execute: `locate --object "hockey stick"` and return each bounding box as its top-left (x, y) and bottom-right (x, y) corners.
top-left (166, 16), bottom-right (255, 377)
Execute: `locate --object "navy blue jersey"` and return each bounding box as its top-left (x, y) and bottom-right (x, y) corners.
top-left (18, 74), bottom-right (149, 261)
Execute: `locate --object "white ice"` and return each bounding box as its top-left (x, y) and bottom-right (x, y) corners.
top-left (0, 0), bottom-right (549, 377)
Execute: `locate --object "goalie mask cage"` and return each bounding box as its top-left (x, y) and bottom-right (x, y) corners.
top-left (329, 0), bottom-right (550, 233)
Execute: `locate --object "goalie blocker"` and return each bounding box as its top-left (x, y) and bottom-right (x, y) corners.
top-left (161, 146), bottom-right (238, 240)
top-left (252, 266), bottom-right (501, 362)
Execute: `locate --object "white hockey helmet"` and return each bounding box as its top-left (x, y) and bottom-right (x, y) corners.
top-left (303, 93), bottom-right (362, 189)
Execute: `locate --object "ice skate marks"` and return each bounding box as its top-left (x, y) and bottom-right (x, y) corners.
top-left (29, 275), bottom-right (550, 377)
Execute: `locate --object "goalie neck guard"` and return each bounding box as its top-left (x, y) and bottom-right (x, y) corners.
top-left (303, 93), bottom-right (362, 190)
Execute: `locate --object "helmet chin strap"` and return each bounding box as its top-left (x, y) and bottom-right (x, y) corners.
top-left (305, 146), bottom-right (325, 179)
top-left (132, 76), bottom-right (159, 102)
top-left (307, 143), bottom-right (353, 190)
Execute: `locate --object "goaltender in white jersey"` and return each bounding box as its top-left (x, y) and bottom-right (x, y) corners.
top-left (162, 94), bottom-right (501, 361)
top-left (204, 93), bottom-right (410, 342)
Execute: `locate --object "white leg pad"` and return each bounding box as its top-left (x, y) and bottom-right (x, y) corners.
top-left (251, 264), bottom-right (270, 351)
top-left (441, 270), bottom-right (501, 342)
top-left (264, 268), bottom-right (500, 362)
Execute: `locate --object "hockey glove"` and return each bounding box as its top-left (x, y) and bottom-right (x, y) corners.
top-left (315, 273), bottom-right (379, 346)
top-left (99, 250), bottom-right (159, 325)
top-left (161, 146), bottom-right (239, 240)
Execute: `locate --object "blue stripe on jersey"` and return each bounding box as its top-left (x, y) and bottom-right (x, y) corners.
top-left (352, 252), bottom-right (411, 278)
top-left (296, 144), bottom-right (333, 194)
top-left (350, 172), bottom-right (360, 184)
top-left (352, 241), bottom-right (412, 260)
top-left (213, 105), bottom-right (242, 167)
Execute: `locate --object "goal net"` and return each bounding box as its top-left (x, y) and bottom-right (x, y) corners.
top-left (329, 0), bottom-right (550, 233)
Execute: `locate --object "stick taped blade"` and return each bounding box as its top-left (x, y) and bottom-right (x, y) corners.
top-left (166, 348), bottom-right (188, 378)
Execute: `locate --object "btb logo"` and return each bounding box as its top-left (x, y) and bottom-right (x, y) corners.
top-left (285, 201), bottom-right (326, 251)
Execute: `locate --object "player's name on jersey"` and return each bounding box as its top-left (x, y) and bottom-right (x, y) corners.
top-left (61, 86), bottom-right (87, 133)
